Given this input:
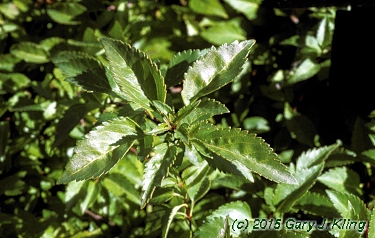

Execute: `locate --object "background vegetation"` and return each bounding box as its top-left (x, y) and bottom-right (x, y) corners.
top-left (1, 0), bottom-right (374, 237)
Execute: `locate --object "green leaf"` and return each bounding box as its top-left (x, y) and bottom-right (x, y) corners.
top-left (52, 51), bottom-right (113, 95)
top-left (101, 38), bottom-right (166, 110)
top-left (181, 40), bottom-right (255, 105)
top-left (141, 143), bottom-right (177, 208)
top-left (162, 203), bottom-right (188, 238)
top-left (102, 173), bottom-right (141, 206)
top-left (57, 117), bottom-right (141, 184)
top-left (326, 190), bottom-right (369, 220)
top-left (165, 49), bottom-right (206, 87)
top-left (218, 216), bottom-right (231, 238)
top-left (243, 116), bottom-right (270, 134)
top-left (177, 98), bottom-right (229, 125)
top-left (53, 104), bottom-right (93, 147)
top-left (287, 58), bottom-right (321, 84)
top-left (296, 142), bottom-right (340, 170)
top-left (46, 2), bottom-right (86, 25)
top-left (79, 180), bottom-right (99, 214)
top-left (368, 207), bottom-right (375, 238)
top-left (0, 121), bottom-right (10, 162)
top-left (201, 18), bottom-right (247, 46)
top-left (294, 191), bottom-right (340, 218)
top-left (189, 0), bottom-right (228, 18)
top-left (317, 167), bottom-right (362, 196)
top-left (10, 42), bottom-right (49, 64)
top-left (224, 0), bottom-right (261, 20)
top-left (196, 201), bottom-right (252, 237)
top-left (273, 163), bottom-right (324, 213)
top-left (192, 122), bottom-right (297, 184)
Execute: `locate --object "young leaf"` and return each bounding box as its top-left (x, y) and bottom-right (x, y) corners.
top-left (165, 49), bottom-right (206, 87)
top-left (192, 122), bottom-right (297, 184)
top-left (317, 167), bottom-right (362, 196)
top-left (101, 173), bottom-right (141, 206)
top-left (296, 142), bottom-right (340, 170)
top-left (273, 163), bottom-right (324, 213)
top-left (10, 42), bottom-right (49, 64)
top-left (181, 40), bottom-right (255, 105)
top-left (141, 143), bottom-right (177, 208)
top-left (176, 98), bottom-right (229, 125)
top-left (326, 190), bottom-right (369, 220)
top-left (57, 117), bottom-right (141, 184)
top-left (101, 38), bottom-right (166, 110)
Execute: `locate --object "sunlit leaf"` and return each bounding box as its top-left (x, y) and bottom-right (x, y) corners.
top-left (101, 38), bottom-right (166, 110)
top-left (57, 117), bottom-right (141, 184)
top-left (181, 40), bottom-right (255, 105)
top-left (192, 122), bottom-right (297, 184)
top-left (189, 0), bottom-right (228, 18)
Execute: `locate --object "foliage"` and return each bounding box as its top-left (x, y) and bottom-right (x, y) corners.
top-left (1, 0), bottom-right (375, 238)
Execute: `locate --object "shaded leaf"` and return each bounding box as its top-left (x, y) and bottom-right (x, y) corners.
top-left (46, 2), bottom-right (86, 25)
top-left (101, 38), bottom-right (166, 110)
top-left (57, 117), bottom-right (141, 184)
top-left (326, 190), bottom-right (369, 220)
top-left (165, 49), bottom-right (206, 87)
top-left (318, 167), bottom-right (362, 196)
top-left (162, 203), bottom-right (188, 238)
top-left (224, 0), bottom-right (261, 20)
top-left (181, 40), bottom-right (255, 105)
top-left (10, 42), bottom-right (49, 64)
top-left (273, 164), bottom-right (324, 213)
top-left (52, 51), bottom-right (113, 95)
top-left (102, 173), bottom-right (141, 205)
top-left (141, 144), bottom-right (176, 208)
top-left (294, 191), bottom-right (340, 218)
top-left (287, 58), bottom-right (321, 84)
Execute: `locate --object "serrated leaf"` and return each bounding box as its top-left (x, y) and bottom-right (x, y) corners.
top-left (273, 164), bottom-right (324, 213)
top-left (141, 144), bottom-right (176, 208)
top-left (101, 38), bottom-right (166, 110)
top-left (296, 143), bottom-right (340, 170)
top-left (181, 40), bottom-right (255, 105)
top-left (177, 98), bottom-right (229, 125)
top-left (196, 217), bottom-right (228, 237)
top-left (52, 51), bottom-right (113, 95)
top-left (189, 0), bottom-right (228, 18)
top-left (294, 192), bottom-right (340, 218)
top-left (10, 42), bottom-right (49, 64)
top-left (218, 216), bottom-right (231, 238)
top-left (368, 207), bottom-right (375, 238)
top-left (192, 123), bottom-right (297, 184)
top-left (57, 117), bottom-right (141, 184)
top-left (247, 230), bottom-right (310, 238)
top-left (317, 167), bottom-right (362, 196)
top-left (326, 190), bottom-right (369, 220)
top-left (197, 201), bottom-right (252, 237)
top-left (165, 49), bottom-right (206, 87)
top-left (188, 177), bottom-right (211, 203)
